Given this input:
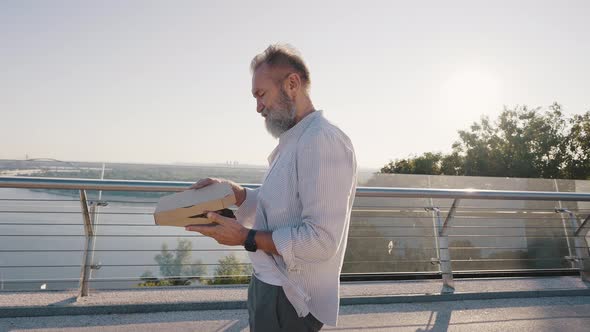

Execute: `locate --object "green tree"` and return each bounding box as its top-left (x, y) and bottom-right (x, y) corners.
top-left (381, 152), bottom-right (443, 175)
top-left (380, 103), bottom-right (590, 179)
top-left (454, 103), bottom-right (567, 178)
top-left (138, 239), bottom-right (206, 287)
top-left (440, 152), bottom-right (464, 175)
top-left (563, 111), bottom-right (590, 179)
top-left (154, 243), bottom-right (176, 277)
top-left (208, 253), bottom-right (252, 285)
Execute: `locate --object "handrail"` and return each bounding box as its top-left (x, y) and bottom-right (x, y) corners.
top-left (1, 175), bottom-right (589, 296)
top-left (0, 176), bottom-right (198, 192)
top-left (356, 187), bottom-right (590, 201)
top-left (2, 176), bottom-right (590, 201)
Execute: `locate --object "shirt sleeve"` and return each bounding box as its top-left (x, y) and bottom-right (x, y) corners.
top-left (272, 128), bottom-right (357, 269)
top-left (234, 187), bottom-right (259, 228)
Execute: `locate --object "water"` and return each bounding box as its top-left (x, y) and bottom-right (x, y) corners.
top-left (2, 172), bottom-right (588, 291)
top-left (0, 188), bottom-right (249, 291)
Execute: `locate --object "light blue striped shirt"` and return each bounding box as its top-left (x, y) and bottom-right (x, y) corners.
top-left (235, 110), bottom-right (357, 326)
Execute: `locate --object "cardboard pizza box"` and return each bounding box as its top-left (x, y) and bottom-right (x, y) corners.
top-left (153, 182), bottom-right (236, 227)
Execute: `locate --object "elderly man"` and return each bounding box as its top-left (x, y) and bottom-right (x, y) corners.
top-left (186, 44), bottom-right (357, 331)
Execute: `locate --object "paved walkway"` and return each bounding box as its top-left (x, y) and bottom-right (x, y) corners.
top-left (1, 276), bottom-right (589, 331)
top-left (1, 276), bottom-right (588, 308)
top-left (1, 296), bottom-right (589, 331)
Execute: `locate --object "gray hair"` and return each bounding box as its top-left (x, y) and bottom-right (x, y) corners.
top-left (250, 44), bottom-right (311, 91)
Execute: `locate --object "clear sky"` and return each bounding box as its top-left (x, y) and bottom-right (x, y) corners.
top-left (1, 0), bottom-right (589, 168)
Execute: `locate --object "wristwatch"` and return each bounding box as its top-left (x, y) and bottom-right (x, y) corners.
top-left (244, 229), bottom-right (258, 252)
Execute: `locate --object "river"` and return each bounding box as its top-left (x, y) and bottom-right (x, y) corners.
top-left (0, 187), bottom-right (248, 291)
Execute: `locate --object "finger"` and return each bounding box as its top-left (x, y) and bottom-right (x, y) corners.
top-left (207, 211), bottom-right (235, 225)
top-left (189, 179), bottom-right (207, 189)
top-left (185, 224), bottom-right (217, 234)
top-left (189, 178), bottom-right (212, 189)
top-left (184, 225), bottom-right (202, 233)
top-left (206, 211), bottom-right (225, 224)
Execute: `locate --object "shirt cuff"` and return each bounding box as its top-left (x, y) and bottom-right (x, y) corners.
top-left (272, 227), bottom-right (297, 271)
top-left (234, 187), bottom-right (259, 224)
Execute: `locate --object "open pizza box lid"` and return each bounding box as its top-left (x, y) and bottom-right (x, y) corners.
top-left (153, 182), bottom-right (236, 227)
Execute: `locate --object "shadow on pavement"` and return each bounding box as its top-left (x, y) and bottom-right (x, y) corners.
top-left (0, 296), bottom-right (589, 331)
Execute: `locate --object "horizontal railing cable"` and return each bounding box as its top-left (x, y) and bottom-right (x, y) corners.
top-left (0, 222), bottom-right (582, 230)
top-left (0, 234), bottom-right (580, 239)
top-left (1, 176), bottom-right (589, 292)
top-left (0, 246), bottom-right (575, 252)
top-left (0, 263), bottom-right (252, 268)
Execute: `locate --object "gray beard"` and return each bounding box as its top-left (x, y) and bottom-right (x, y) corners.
top-left (262, 90), bottom-right (297, 138)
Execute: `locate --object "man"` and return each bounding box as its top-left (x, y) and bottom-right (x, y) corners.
top-left (186, 44), bottom-right (357, 331)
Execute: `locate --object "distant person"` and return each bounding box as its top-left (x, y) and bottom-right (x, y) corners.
top-left (186, 44), bottom-right (357, 331)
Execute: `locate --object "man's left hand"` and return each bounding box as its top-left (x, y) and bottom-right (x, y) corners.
top-left (185, 212), bottom-right (249, 246)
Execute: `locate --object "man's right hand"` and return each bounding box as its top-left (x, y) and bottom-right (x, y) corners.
top-left (189, 178), bottom-right (247, 207)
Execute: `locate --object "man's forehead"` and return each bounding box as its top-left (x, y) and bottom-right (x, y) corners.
top-left (252, 65), bottom-right (273, 84)
top-left (251, 64), bottom-right (288, 93)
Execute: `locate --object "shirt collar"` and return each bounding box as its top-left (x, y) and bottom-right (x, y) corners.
top-left (278, 110), bottom-right (322, 146)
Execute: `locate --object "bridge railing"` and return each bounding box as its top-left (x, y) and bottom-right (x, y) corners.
top-left (0, 176), bottom-right (589, 297)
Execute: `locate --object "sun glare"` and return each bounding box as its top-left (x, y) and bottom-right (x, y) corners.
top-left (440, 67), bottom-right (502, 117)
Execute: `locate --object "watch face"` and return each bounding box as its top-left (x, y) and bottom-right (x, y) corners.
top-left (245, 241), bottom-right (256, 252)
top-left (245, 230), bottom-right (257, 252)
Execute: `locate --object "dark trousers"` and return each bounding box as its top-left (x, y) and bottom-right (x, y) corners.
top-left (247, 275), bottom-right (323, 332)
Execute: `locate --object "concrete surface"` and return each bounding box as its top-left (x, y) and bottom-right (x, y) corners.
top-left (1, 276), bottom-right (588, 308)
top-left (1, 296), bottom-right (589, 332)
top-left (1, 276), bottom-right (590, 331)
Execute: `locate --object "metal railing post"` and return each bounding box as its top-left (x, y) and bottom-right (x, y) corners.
top-left (554, 181), bottom-right (576, 268)
top-left (425, 207), bottom-right (441, 263)
top-left (440, 199), bottom-right (459, 293)
top-left (427, 199), bottom-right (459, 293)
top-left (556, 209), bottom-right (590, 282)
top-left (574, 214), bottom-right (590, 282)
top-left (88, 163), bottom-right (107, 281)
top-left (87, 201), bottom-right (106, 281)
top-left (78, 190), bottom-right (95, 298)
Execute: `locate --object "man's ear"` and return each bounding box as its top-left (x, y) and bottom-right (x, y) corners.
top-left (284, 73), bottom-right (301, 98)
